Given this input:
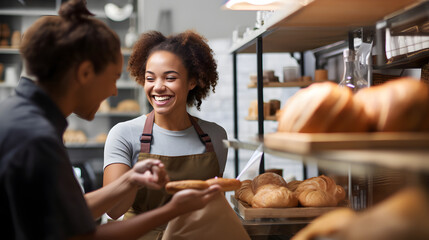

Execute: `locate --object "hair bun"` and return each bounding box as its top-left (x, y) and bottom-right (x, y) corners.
top-left (59, 0), bottom-right (94, 21)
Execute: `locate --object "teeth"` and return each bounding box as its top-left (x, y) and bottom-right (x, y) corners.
top-left (154, 96), bottom-right (171, 101)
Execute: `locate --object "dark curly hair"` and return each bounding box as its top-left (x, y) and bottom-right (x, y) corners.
top-left (128, 30), bottom-right (218, 110)
top-left (20, 0), bottom-right (120, 86)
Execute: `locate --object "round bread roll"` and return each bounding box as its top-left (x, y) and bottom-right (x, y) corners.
top-left (354, 78), bottom-right (429, 132)
top-left (295, 175), bottom-right (345, 207)
top-left (251, 184), bottom-right (298, 208)
top-left (235, 180), bottom-right (254, 205)
top-left (206, 177), bottom-right (242, 192)
top-left (277, 81), bottom-right (369, 133)
top-left (116, 99), bottom-right (140, 112)
top-left (165, 180), bottom-right (209, 194)
top-left (251, 172), bottom-right (287, 193)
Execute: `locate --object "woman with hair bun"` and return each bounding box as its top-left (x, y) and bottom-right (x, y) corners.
top-left (103, 30), bottom-right (228, 239)
top-left (0, 1), bottom-right (220, 239)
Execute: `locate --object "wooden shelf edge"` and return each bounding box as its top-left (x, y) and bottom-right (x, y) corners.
top-left (247, 81), bottom-right (316, 88)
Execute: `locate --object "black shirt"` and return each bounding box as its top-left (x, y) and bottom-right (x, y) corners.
top-left (0, 78), bottom-right (96, 239)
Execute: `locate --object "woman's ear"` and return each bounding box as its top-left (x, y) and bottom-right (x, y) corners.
top-left (188, 78), bottom-right (197, 91)
top-left (76, 60), bottom-right (94, 85)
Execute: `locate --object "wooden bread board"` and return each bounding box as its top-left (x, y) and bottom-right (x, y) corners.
top-left (230, 195), bottom-right (337, 220)
top-left (264, 132), bottom-right (429, 154)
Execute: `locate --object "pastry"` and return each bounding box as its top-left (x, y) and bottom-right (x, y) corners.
top-left (354, 78), bottom-right (429, 132)
top-left (235, 180), bottom-right (254, 205)
top-left (116, 99), bottom-right (140, 112)
top-left (277, 82), bottom-right (369, 133)
top-left (166, 178), bottom-right (242, 194)
top-left (251, 184), bottom-right (298, 208)
top-left (291, 208), bottom-right (356, 240)
top-left (251, 172), bottom-right (287, 193)
top-left (287, 180), bottom-right (302, 192)
top-left (295, 175), bottom-right (346, 207)
top-left (206, 177), bottom-right (242, 192)
top-left (165, 180), bottom-right (209, 194)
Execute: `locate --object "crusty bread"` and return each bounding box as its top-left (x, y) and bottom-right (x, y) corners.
top-left (166, 178), bottom-right (241, 194)
top-left (206, 177), bottom-right (242, 192)
top-left (335, 187), bottom-right (429, 240)
top-left (251, 172), bottom-right (287, 193)
top-left (235, 180), bottom-right (254, 205)
top-left (251, 184), bottom-right (298, 208)
top-left (291, 208), bottom-right (357, 240)
top-left (287, 180), bottom-right (303, 192)
top-left (116, 99), bottom-right (140, 112)
top-left (295, 175), bottom-right (345, 207)
top-left (355, 78), bottom-right (429, 132)
top-left (165, 180), bottom-right (209, 194)
top-left (277, 82), bottom-right (369, 133)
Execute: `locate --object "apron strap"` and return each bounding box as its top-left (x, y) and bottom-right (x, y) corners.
top-left (139, 111), bottom-right (214, 153)
top-left (188, 114), bottom-right (215, 153)
top-left (140, 111), bottom-right (155, 154)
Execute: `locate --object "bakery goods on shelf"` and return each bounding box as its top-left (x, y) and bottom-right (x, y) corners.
top-left (295, 175), bottom-right (346, 207)
top-left (247, 99), bottom-right (281, 120)
top-left (354, 78), bottom-right (429, 132)
top-left (277, 78), bottom-right (429, 133)
top-left (115, 99), bottom-right (140, 113)
top-left (95, 133), bottom-right (108, 143)
top-left (249, 70), bottom-right (279, 84)
top-left (165, 177), bottom-right (242, 194)
top-left (252, 184), bottom-right (298, 208)
top-left (235, 173), bottom-right (346, 208)
top-left (98, 99), bottom-right (110, 113)
top-left (292, 187), bottom-right (429, 240)
top-left (277, 81), bottom-right (369, 133)
top-left (63, 129), bottom-right (87, 144)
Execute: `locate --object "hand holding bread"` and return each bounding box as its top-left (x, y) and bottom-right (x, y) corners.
top-left (165, 177), bottom-right (242, 194)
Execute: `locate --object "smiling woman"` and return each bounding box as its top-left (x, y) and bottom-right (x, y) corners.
top-left (103, 30), bottom-right (228, 239)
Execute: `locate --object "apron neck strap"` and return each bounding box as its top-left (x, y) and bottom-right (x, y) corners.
top-left (188, 113), bottom-right (214, 153)
top-left (140, 111), bottom-right (214, 153)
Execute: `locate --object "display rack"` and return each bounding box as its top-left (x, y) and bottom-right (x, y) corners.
top-left (229, 0), bottom-right (424, 176)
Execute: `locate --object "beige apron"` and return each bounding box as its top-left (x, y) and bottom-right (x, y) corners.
top-left (124, 111), bottom-right (220, 240)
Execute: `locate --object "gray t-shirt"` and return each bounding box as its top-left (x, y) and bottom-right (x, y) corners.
top-left (103, 115), bottom-right (228, 175)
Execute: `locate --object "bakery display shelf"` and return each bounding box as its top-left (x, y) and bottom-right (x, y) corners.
top-left (374, 48), bottom-right (429, 70)
top-left (65, 142), bottom-right (104, 149)
top-left (247, 81), bottom-right (314, 88)
top-left (116, 81), bottom-right (139, 89)
top-left (95, 112), bottom-right (141, 118)
top-left (230, 0), bottom-right (421, 54)
top-left (0, 48), bottom-right (20, 54)
top-left (231, 195), bottom-right (338, 221)
top-left (0, 8), bottom-right (57, 16)
top-left (245, 115), bottom-right (277, 121)
top-left (224, 131), bottom-right (429, 173)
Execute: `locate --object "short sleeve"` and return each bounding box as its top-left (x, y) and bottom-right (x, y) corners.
top-left (104, 122), bottom-right (134, 169)
top-left (4, 136), bottom-right (95, 239)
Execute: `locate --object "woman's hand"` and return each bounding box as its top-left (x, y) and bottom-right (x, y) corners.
top-left (129, 159), bottom-right (170, 190)
top-left (168, 185), bottom-right (221, 216)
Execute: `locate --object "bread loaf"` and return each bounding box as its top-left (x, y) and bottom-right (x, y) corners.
top-left (291, 208), bottom-right (356, 240)
top-left (251, 172), bottom-right (287, 193)
top-left (295, 175), bottom-right (345, 207)
top-left (287, 180), bottom-right (303, 192)
top-left (166, 178), bottom-right (241, 194)
top-left (206, 177), bottom-right (242, 192)
top-left (354, 78), bottom-right (429, 132)
top-left (116, 99), bottom-right (140, 112)
top-left (251, 184), bottom-right (298, 208)
top-left (234, 180), bottom-right (254, 205)
top-left (277, 82), bottom-right (369, 133)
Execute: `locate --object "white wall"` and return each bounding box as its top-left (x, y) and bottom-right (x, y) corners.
top-left (137, 0), bottom-right (256, 39)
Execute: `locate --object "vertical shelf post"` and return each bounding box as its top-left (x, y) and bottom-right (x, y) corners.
top-left (256, 36), bottom-right (265, 174)
top-left (232, 52), bottom-right (239, 177)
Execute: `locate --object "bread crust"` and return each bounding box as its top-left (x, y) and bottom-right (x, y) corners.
top-left (206, 177), bottom-right (242, 192)
top-left (165, 178), bottom-right (242, 194)
top-left (165, 180), bottom-right (209, 194)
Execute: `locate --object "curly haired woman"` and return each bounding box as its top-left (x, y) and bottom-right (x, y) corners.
top-left (103, 30), bottom-right (228, 239)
